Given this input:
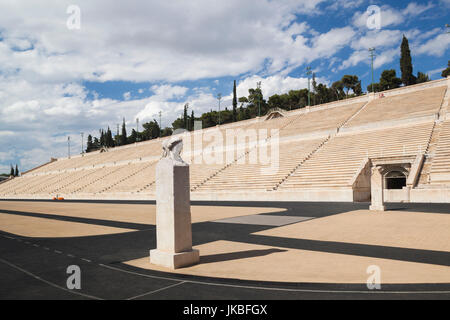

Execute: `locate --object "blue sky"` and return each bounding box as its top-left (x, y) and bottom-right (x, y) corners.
top-left (0, 0), bottom-right (449, 172)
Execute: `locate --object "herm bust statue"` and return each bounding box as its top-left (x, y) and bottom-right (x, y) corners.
top-left (162, 137), bottom-right (186, 165)
top-left (150, 135), bottom-right (199, 269)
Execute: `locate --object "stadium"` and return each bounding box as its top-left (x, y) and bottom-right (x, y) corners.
top-left (0, 1), bottom-right (449, 304)
top-left (1, 78), bottom-right (450, 203)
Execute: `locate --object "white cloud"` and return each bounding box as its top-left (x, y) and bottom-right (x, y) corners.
top-left (0, 150), bottom-right (15, 163)
top-left (311, 27), bottom-right (356, 58)
top-left (351, 30), bottom-right (402, 50)
top-left (373, 48), bottom-right (399, 69)
top-left (352, 5), bottom-right (404, 29)
top-left (2, 100), bottom-right (40, 122)
top-left (402, 2), bottom-right (434, 17)
top-left (340, 46), bottom-right (400, 71)
top-left (339, 50), bottom-right (368, 70)
top-left (123, 92), bottom-right (131, 100)
top-left (0, 0), bottom-right (328, 83)
top-left (136, 84), bottom-right (191, 125)
top-left (351, 2), bottom-right (433, 31)
top-left (416, 33), bottom-right (450, 57)
top-left (427, 68), bottom-right (446, 76)
top-left (236, 75), bottom-right (314, 99)
top-left (150, 84), bottom-right (188, 100)
top-left (326, 0), bottom-right (365, 11)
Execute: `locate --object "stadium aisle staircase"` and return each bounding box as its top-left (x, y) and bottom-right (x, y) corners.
top-left (429, 120), bottom-right (450, 184)
top-left (279, 123), bottom-right (434, 189)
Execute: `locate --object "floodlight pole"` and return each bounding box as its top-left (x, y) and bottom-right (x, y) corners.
top-left (68, 136), bottom-right (71, 158)
top-left (217, 93), bottom-right (222, 125)
top-left (136, 118), bottom-right (139, 142)
top-left (306, 66), bottom-right (312, 107)
top-left (159, 111), bottom-right (162, 137)
top-left (81, 132), bottom-right (84, 155)
top-left (256, 81), bottom-right (262, 117)
top-left (369, 48), bottom-right (376, 93)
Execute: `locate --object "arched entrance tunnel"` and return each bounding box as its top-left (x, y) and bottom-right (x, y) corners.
top-left (385, 170), bottom-right (407, 190)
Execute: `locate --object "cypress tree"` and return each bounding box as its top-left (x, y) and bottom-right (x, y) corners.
top-left (190, 110), bottom-right (195, 131)
top-left (183, 104), bottom-right (188, 129)
top-left (10, 165), bottom-right (14, 177)
top-left (312, 73), bottom-right (317, 106)
top-left (93, 137), bottom-right (100, 149)
top-left (14, 164), bottom-right (19, 177)
top-left (121, 118), bottom-right (127, 145)
top-left (86, 134), bottom-right (94, 152)
top-left (400, 35), bottom-right (415, 86)
top-left (232, 80), bottom-right (237, 122)
top-left (100, 129), bottom-right (105, 147)
top-left (106, 127), bottom-right (114, 147)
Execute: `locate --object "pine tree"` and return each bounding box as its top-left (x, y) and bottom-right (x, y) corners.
top-left (341, 75), bottom-right (359, 98)
top-left (129, 129), bottom-right (137, 143)
top-left (354, 80), bottom-right (362, 95)
top-left (441, 61), bottom-right (450, 78)
top-left (14, 164), bottom-right (19, 177)
top-left (416, 72), bottom-right (430, 84)
top-left (400, 35), bottom-right (416, 86)
top-left (232, 80), bottom-right (237, 122)
top-left (379, 69), bottom-right (402, 90)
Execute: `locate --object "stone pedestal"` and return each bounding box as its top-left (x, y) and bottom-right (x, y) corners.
top-left (150, 157), bottom-right (199, 269)
top-left (369, 166), bottom-right (386, 211)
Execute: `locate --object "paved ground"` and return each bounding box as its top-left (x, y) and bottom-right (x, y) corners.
top-left (0, 199), bottom-right (449, 300)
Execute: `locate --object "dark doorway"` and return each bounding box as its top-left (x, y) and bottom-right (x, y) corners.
top-left (385, 171), bottom-right (407, 189)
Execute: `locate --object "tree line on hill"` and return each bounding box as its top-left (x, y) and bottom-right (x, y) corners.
top-left (5, 165), bottom-right (20, 177)
top-left (83, 35), bottom-right (448, 154)
top-left (85, 118), bottom-right (174, 153)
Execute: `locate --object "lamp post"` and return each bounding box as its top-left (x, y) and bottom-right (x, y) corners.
top-left (369, 47), bottom-right (376, 93)
top-left (159, 111), bottom-right (162, 137)
top-left (217, 93), bottom-right (222, 125)
top-left (306, 66), bottom-right (312, 107)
